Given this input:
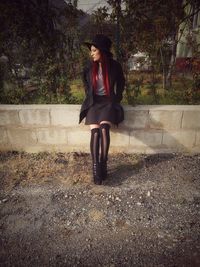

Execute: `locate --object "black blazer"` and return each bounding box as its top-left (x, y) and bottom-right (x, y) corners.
top-left (79, 58), bottom-right (125, 124)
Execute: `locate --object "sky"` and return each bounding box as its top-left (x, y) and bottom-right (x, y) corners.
top-left (77, 0), bottom-right (109, 13)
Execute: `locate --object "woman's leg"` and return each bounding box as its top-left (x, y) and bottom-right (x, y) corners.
top-left (99, 121), bottom-right (112, 179)
top-left (89, 124), bottom-right (102, 184)
top-left (90, 124), bottom-right (100, 163)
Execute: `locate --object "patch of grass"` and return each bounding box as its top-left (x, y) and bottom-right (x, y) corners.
top-left (2, 72), bottom-right (197, 105)
top-left (124, 71), bottom-right (199, 105)
top-left (69, 79), bottom-right (85, 104)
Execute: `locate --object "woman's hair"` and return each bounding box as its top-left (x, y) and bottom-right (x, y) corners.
top-left (92, 52), bottom-right (110, 96)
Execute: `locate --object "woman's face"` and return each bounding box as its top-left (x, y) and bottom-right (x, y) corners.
top-left (90, 45), bottom-right (101, 62)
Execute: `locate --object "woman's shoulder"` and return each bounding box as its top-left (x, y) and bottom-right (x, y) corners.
top-left (110, 58), bottom-right (122, 68)
top-left (83, 60), bottom-right (92, 70)
top-left (109, 59), bottom-right (123, 76)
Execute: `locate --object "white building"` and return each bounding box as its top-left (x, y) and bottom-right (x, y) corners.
top-left (128, 52), bottom-right (151, 71)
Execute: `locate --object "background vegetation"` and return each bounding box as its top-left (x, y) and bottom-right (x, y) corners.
top-left (0, 0), bottom-right (199, 105)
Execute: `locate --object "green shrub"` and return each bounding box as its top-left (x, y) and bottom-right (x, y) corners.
top-left (0, 82), bottom-right (26, 104)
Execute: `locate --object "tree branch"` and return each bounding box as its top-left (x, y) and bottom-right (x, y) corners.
top-left (179, 6), bottom-right (200, 24)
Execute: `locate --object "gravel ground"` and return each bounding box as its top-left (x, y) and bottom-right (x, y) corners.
top-left (0, 151), bottom-right (200, 267)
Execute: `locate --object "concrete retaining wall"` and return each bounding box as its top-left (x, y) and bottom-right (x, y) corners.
top-left (0, 104), bottom-right (200, 154)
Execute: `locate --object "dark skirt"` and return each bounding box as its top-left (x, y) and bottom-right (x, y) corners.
top-left (85, 95), bottom-right (116, 125)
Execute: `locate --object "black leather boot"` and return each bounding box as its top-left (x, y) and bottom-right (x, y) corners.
top-left (100, 123), bottom-right (110, 181)
top-left (90, 128), bottom-right (102, 185)
top-left (100, 161), bottom-right (107, 180)
top-left (93, 163), bottom-right (102, 185)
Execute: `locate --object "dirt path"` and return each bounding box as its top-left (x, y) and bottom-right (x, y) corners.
top-left (0, 152), bottom-right (200, 266)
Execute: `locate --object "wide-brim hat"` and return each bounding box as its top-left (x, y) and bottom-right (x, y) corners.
top-left (84, 34), bottom-right (113, 57)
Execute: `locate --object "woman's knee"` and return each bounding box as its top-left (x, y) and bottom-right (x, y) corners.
top-left (90, 124), bottom-right (100, 130)
top-left (99, 121), bottom-right (112, 127)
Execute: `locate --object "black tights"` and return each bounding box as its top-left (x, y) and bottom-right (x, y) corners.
top-left (90, 123), bottom-right (110, 164)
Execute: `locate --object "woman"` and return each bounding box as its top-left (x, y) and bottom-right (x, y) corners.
top-left (79, 34), bottom-right (125, 185)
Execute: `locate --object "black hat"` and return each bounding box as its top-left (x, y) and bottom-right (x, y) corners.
top-left (84, 34), bottom-right (113, 57)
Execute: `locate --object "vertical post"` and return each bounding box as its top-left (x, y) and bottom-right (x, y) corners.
top-left (115, 0), bottom-right (121, 61)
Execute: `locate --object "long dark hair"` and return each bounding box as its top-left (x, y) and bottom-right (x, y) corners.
top-left (92, 52), bottom-right (110, 96)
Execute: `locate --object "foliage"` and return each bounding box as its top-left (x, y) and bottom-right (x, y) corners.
top-left (123, 71), bottom-right (200, 105)
top-left (0, 0), bottom-right (200, 105)
top-left (107, 0), bottom-right (200, 93)
top-left (125, 76), bottom-right (143, 105)
top-left (0, 0), bottom-right (83, 104)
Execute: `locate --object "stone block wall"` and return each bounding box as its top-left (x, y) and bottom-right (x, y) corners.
top-left (0, 105), bottom-right (200, 154)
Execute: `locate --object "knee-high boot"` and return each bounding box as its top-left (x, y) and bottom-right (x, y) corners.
top-left (90, 128), bottom-right (102, 185)
top-left (100, 123), bottom-right (110, 180)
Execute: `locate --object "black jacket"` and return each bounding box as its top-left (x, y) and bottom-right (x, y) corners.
top-left (79, 58), bottom-right (125, 124)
